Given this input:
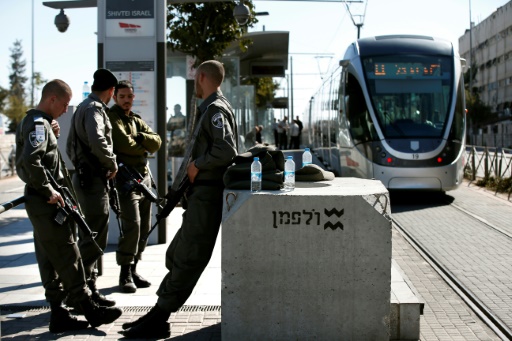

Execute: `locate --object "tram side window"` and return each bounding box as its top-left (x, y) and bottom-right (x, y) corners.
top-left (450, 76), bottom-right (465, 142)
top-left (346, 73), bottom-right (377, 143)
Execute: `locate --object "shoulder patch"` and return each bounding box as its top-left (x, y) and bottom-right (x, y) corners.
top-left (211, 112), bottom-right (224, 129)
top-left (29, 130), bottom-right (43, 147)
top-left (32, 115), bottom-right (45, 146)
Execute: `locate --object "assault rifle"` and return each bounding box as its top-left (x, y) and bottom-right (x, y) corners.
top-left (142, 103), bottom-right (212, 242)
top-left (141, 175), bottom-right (190, 242)
top-left (107, 178), bottom-right (124, 238)
top-left (45, 169), bottom-right (104, 262)
top-left (118, 163), bottom-right (163, 208)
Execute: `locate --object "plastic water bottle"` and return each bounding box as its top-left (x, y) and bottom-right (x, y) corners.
top-left (82, 81), bottom-right (90, 100)
top-left (284, 155), bottom-right (295, 191)
top-left (251, 157), bottom-right (262, 192)
top-left (302, 147), bottom-right (312, 167)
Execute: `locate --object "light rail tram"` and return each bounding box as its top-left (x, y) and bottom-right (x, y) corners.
top-left (304, 35), bottom-right (466, 191)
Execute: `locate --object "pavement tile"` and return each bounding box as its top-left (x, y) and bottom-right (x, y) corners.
top-left (1, 177), bottom-right (511, 339)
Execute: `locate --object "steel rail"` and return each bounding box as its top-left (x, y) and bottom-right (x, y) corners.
top-left (393, 219), bottom-right (512, 341)
top-left (447, 200), bottom-right (512, 241)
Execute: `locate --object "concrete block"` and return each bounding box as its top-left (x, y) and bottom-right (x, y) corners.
top-left (222, 178), bottom-right (391, 340)
top-left (390, 260), bottom-right (424, 341)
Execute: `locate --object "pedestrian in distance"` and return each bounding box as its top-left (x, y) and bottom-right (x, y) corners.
top-left (108, 80), bottom-right (162, 293)
top-left (272, 117), bottom-right (279, 146)
top-left (289, 119), bottom-right (300, 149)
top-left (244, 125), bottom-right (259, 150)
top-left (66, 68), bottom-right (119, 310)
top-left (121, 60), bottom-right (238, 339)
top-left (15, 79), bottom-right (122, 333)
top-left (278, 116), bottom-right (289, 150)
top-left (256, 124), bottom-right (263, 144)
top-left (295, 115), bottom-right (303, 141)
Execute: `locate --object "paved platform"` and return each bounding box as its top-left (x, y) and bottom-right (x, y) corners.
top-left (0, 176), bottom-right (509, 340)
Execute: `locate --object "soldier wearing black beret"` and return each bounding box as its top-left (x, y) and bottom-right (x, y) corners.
top-left (92, 68), bottom-right (118, 91)
top-left (66, 68), bottom-right (119, 311)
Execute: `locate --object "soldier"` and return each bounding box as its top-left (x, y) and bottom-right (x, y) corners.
top-left (108, 80), bottom-right (162, 293)
top-left (121, 60), bottom-right (238, 338)
top-left (15, 79), bottom-right (122, 333)
top-left (66, 69), bottom-right (118, 309)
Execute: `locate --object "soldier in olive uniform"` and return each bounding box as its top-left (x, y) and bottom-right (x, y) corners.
top-left (16, 79), bottom-right (122, 333)
top-left (122, 60), bottom-right (238, 339)
top-left (66, 69), bottom-right (118, 308)
top-left (108, 80), bottom-right (162, 293)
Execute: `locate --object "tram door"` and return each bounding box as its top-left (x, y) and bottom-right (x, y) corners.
top-left (344, 72), bottom-right (376, 178)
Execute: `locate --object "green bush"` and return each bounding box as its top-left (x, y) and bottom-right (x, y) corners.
top-left (475, 176), bottom-right (512, 194)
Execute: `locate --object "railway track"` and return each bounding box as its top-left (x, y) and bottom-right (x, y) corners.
top-left (392, 192), bottom-right (512, 341)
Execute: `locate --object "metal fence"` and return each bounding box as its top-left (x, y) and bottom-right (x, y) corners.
top-left (464, 145), bottom-right (512, 199)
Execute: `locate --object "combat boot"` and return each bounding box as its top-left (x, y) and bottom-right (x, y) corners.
top-left (119, 264), bottom-right (137, 293)
top-left (49, 302), bottom-right (89, 333)
top-left (122, 304), bottom-right (158, 330)
top-left (79, 296), bottom-right (123, 328)
top-left (88, 272), bottom-right (116, 307)
top-left (121, 304), bottom-right (170, 339)
top-left (131, 260), bottom-right (151, 288)
top-left (63, 295), bottom-right (84, 314)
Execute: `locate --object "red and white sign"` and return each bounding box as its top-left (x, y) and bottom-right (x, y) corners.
top-left (106, 18), bottom-right (155, 37)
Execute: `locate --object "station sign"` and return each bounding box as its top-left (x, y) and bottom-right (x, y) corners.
top-left (106, 0), bottom-right (155, 37)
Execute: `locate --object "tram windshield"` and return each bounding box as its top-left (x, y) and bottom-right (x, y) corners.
top-left (362, 55), bottom-right (453, 138)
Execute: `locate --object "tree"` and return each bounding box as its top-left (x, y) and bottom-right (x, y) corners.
top-left (463, 62), bottom-right (496, 133)
top-left (167, 1), bottom-right (261, 141)
top-left (167, 2), bottom-right (258, 66)
top-left (465, 89), bottom-right (494, 129)
top-left (4, 40), bottom-right (28, 132)
top-left (242, 77), bottom-right (280, 109)
top-left (463, 62), bottom-right (478, 95)
top-left (31, 71), bottom-right (47, 107)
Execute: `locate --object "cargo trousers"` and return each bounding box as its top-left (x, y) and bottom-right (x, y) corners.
top-left (72, 174), bottom-right (110, 278)
top-left (115, 173), bottom-right (152, 265)
top-left (156, 184), bottom-right (224, 312)
top-left (25, 190), bottom-right (89, 304)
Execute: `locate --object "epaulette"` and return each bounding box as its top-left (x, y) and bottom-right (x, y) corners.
top-left (93, 102), bottom-right (103, 109)
top-left (33, 115), bottom-right (44, 124)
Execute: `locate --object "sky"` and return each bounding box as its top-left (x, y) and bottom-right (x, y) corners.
top-left (0, 0), bottom-right (509, 123)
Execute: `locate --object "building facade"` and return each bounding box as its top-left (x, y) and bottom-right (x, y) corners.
top-left (459, 1), bottom-right (512, 148)
top-left (459, 0), bottom-right (512, 116)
